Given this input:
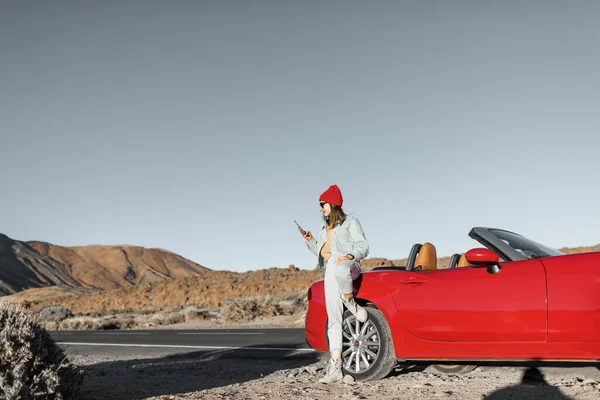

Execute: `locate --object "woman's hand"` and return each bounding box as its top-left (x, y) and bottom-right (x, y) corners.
top-left (299, 227), bottom-right (313, 241)
top-left (336, 255), bottom-right (350, 264)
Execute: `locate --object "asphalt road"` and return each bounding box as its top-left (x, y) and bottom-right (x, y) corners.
top-left (51, 328), bottom-right (318, 360)
top-left (52, 329), bottom-right (326, 399)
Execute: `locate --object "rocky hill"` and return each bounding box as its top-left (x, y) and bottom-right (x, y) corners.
top-left (0, 233), bottom-right (209, 296)
top-left (6, 266), bottom-right (321, 314)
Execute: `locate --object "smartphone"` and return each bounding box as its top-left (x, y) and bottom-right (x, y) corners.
top-left (294, 220), bottom-right (306, 234)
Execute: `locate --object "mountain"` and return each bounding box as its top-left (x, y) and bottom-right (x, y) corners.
top-left (0, 233), bottom-right (209, 296)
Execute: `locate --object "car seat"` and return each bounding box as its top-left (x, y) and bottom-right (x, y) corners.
top-left (456, 253), bottom-right (473, 268)
top-left (413, 242), bottom-right (437, 271)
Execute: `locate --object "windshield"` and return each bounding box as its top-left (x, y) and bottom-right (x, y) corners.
top-left (489, 229), bottom-right (563, 259)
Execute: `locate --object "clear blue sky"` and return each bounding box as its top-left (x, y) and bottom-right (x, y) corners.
top-left (1, 1), bottom-right (599, 272)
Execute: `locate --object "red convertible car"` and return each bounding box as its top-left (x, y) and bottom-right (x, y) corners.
top-left (304, 227), bottom-right (600, 381)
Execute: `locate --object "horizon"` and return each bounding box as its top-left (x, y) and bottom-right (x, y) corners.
top-left (2, 1), bottom-right (600, 272)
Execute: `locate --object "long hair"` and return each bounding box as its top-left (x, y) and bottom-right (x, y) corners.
top-left (325, 204), bottom-right (346, 229)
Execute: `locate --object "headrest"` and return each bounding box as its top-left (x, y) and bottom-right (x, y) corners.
top-left (457, 253), bottom-right (473, 268)
top-left (414, 242), bottom-right (437, 271)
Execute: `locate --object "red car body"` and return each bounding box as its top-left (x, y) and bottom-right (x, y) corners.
top-left (305, 228), bottom-right (600, 366)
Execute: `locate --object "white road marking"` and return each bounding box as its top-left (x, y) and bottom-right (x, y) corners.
top-left (57, 342), bottom-right (315, 352)
top-left (90, 332), bottom-right (150, 335)
top-left (176, 332), bottom-right (264, 335)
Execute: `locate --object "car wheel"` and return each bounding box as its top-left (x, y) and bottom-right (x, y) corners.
top-left (430, 364), bottom-right (477, 374)
top-left (341, 307), bottom-right (396, 381)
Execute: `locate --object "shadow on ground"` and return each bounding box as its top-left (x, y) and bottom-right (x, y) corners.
top-left (387, 362), bottom-right (429, 377)
top-left (387, 360), bottom-right (597, 399)
top-left (79, 346), bottom-right (323, 400)
top-left (484, 367), bottom-right (575, 400)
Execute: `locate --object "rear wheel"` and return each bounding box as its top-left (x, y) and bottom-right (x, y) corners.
top-left (430, 364), bottom-right (477, 374)
top-left (341, 307), bottom-right (396, 381)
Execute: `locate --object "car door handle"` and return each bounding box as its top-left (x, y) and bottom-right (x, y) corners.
top-left (401, 278), bottom-right (427, 285)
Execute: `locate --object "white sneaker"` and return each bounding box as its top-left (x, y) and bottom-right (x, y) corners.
top-left (319, 358), bottom-right (343, 383)
top-left (342, 295), bottom-right (368, 323)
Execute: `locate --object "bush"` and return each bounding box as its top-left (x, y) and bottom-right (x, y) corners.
top-left (183, 307), bottom-right (213, 321)
top-left (57, 316), bottom-right (101, 331)
top-left (0, 303), bottom-right (83, 399)
top-left (150, 311), bottom-right (186, 326)
top-left (222, 297), bottom-right (299, 322)
top-left (38, 306), bottom-right (73, 323)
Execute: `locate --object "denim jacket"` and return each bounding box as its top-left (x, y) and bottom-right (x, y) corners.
top-left (306, 215), bottom-right (369, 270)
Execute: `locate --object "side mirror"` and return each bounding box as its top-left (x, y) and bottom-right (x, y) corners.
top-left (465, 248), bottom-right (501, 274)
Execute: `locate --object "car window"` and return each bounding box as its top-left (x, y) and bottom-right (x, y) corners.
top-left (491, 230), bottom-right (562, 259)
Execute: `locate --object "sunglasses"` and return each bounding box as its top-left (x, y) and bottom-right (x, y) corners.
top-left (319, 202), bottom-right (327, 208)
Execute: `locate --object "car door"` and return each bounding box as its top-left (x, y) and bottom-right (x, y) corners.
top-left (543, 253), bottom-right (600, 342)
top-left (393, 259), bottom-right (547, 342)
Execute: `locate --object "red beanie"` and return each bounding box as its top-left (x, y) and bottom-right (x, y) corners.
top-left (319, 185), bottom-right (343, 207)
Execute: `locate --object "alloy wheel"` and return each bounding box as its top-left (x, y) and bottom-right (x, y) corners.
top-left (341, 314), bottom-right (381, 374)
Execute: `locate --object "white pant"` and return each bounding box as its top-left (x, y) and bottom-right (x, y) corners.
top-left (324, 257), bottom-right (362, 353)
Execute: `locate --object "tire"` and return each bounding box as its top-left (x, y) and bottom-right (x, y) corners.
top-left (340, 307), bottom-right (396, 381)
top-left (430, 364), bottom-right (477, 374)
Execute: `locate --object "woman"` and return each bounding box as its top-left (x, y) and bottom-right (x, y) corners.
top-left (299, 184), bottom-right (369, 383)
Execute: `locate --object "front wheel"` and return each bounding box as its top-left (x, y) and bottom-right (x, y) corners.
top-left (341, 307), bottom-right (396, 381)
